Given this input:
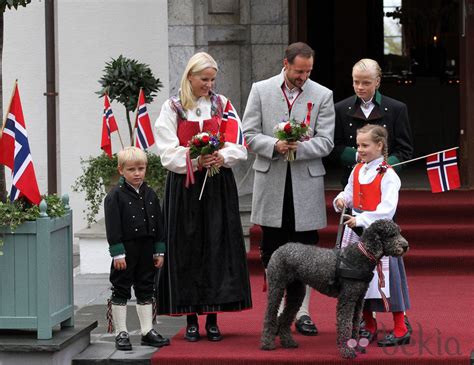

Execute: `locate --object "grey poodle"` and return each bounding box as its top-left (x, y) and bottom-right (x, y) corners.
top-left (261, 219), bottom-right (409, 359)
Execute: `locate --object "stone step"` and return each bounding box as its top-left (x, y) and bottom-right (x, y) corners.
top-left (0, 321), bottom-right (97, 365)
top-left (72, 342), bottom-right (156, 365)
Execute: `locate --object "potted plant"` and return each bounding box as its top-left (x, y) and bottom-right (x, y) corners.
top-left (73, 56), bottom-right (166, 227)
top-left (0, 194), bottom-right (74, 339)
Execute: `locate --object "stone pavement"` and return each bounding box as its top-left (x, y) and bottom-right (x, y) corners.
top-left (72, 255), bottom-right (185, 363)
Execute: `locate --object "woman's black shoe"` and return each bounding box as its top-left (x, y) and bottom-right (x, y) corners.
top-left (115, 331), bottom-right (132, 351)
top-left (184, 324), bottom-right (201, 342)
top-left (206, 325), bottom-right (223, 341)
top-left (377, 331), bottom-right (411, 347)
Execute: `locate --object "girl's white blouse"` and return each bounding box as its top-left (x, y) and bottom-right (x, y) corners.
top-left (333, 156), bottom-right (401, 228)
top-left (155, 95), bottom-right (247, 174)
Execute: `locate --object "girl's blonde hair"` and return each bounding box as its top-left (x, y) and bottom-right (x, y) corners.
top-left (352, 58), bottom-right (382, 83)
top-left (117, 146), bottom-right (147, 168)
top-left (179, 52), bottom-right (218, 110)
top-left (357, 124), bottom-right (388, 161)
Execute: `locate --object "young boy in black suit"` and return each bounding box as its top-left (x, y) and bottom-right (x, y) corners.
top-left (104, 147), bottom-right (170, 350)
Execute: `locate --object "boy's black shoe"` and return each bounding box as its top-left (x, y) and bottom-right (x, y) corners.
top-left (141, 329), bottom-right (170, 347)
top-left (115, 331), bottom-right (132, 351)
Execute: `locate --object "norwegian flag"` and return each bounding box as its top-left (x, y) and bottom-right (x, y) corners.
top-left (220, 99), bottom-right (247, 146)
top-left (426, 149), bottom-right (461, 193)
top-left (0, 83), bottom-right (41, 204)
top-left (101, 93), bottom-right (118, 157)
top-left (134, 88), bottom-right (155, 150)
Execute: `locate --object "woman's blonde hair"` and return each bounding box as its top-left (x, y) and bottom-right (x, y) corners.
top-left (352, 58), bottom-right (382, 83)
top-left (179, 52), bottom-right (218, 110)
top-left (117, 146), bottom-right (147, 168)
top-left (357, 124), bottom-right (388, 161)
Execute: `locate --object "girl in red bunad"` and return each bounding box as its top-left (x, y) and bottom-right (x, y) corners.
top-left (334, 124), bottom-right (411, 347)
top-left (154, 52), bottom-right (252, 342)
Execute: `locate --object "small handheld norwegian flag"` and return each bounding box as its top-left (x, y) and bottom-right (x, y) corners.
top-left (426, 149), bottom-right (461, 193)
top-left (134, 88), bottom-right (155, 150)
top-left (101, 93), bottom-right (119, 157)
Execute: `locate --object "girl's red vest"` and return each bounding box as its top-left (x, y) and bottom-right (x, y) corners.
top-left (352, 163), bottom-right (389, 211)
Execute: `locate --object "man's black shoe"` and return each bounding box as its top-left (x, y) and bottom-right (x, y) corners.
top-left (184, 324), bottom-right (201, 342)
top-left (141, 329), bottom-right (170, 347)
top-left (206, 325), bottom-right (223, 341)
top-left (295, 315), bottom-right (318, 336)
top-left (115, 331), bottom-right (132, 351)
top-left (377, 331), bottom-right (411, 347)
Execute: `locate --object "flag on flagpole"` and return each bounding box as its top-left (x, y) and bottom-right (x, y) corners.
top-left (134, 89), bottom-right (155, 150)
top-left (220, 99), bottom-right (247, 146)
top-left (0, 83), bottom-right (41, 204)
top-left (101, 93), bottom-right (118, 157)
top-left (426, 149), bottom-right (460, 193)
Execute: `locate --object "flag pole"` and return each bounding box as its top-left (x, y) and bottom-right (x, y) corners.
top-left (116, 129), bottom-right (125, 149)
top-left (1, 80), bottom-right (18, 133)
top-left (104, 88), bottom-right (125, 150)
top-left (131, 88), bottom-right (141, 147)
top-left (391, 146), bottom-right (459, 167)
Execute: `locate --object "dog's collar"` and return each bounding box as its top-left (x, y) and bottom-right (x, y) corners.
top-left (357, 242), bottom-right (377, 262)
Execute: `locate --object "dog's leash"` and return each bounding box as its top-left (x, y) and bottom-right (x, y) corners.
top-left (335, 208), bottom-right (347, 249)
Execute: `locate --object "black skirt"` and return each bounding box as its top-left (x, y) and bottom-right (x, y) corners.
top-left (157, 168), bottom-right (252, 315)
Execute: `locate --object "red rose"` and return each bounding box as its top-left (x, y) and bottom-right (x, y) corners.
top-left (284, 123), bottom-right (292, 134)
top-left (300, 122), bottom-right (307, 128)
top-left (201, 135), bottom-right (210, 144)
top-left (192, 138), bottom-right (200, 146)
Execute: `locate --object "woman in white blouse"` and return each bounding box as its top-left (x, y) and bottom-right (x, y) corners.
top-left (154, 52), bottom-right (252, 343)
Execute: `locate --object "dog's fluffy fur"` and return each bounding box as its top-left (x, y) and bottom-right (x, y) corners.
top-left (261, 219), bottom-right (409, 359)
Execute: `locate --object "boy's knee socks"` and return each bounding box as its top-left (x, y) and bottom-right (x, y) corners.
top-left (136, 304), bottom-right (153, 336)
top-left (112, 304), bottom-right (128, 335)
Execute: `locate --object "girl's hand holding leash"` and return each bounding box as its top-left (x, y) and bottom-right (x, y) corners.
top-left (344, 215), bottom-right (357, 228)
top-left (335, 198), bottom-right (345, 211)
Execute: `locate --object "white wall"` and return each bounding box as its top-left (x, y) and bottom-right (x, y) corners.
top-left (3, 0), bottom-right (169, 232)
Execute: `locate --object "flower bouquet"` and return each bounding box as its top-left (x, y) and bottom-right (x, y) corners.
top-left (273, 119), bottom-right (312, 161)
top-left (187, 132), bottom-right (225, 199)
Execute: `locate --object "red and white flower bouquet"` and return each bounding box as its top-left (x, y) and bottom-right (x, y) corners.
top-left (188, 132), bottom-right (225, 176)
top-left (186, 131), bottom-right (225, 199)
top-left (273, 119), bottom-right (312, 161)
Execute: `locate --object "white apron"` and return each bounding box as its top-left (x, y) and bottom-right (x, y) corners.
top-left (340, 223), bottom-right (390, 299)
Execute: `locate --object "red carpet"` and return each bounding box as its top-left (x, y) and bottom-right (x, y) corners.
top-left (152, 190), bottom-right (474, 364)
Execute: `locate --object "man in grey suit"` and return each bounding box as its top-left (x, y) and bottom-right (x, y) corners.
top-left (242, 42), bottom-right (335, 336)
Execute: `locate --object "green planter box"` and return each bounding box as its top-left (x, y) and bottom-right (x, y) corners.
top-left (0, 198), bottom-right (74, 339)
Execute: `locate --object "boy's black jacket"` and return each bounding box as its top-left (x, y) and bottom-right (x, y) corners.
top-left (104, 180), bottom-right (165, 256)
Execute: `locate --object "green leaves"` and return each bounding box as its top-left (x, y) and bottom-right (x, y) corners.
top-left (97, 55), bottom-right (163, 113)
top-left (1, 0), bottom-right (31, 13)
top-left (0, 195), bottom-right (66, 231)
